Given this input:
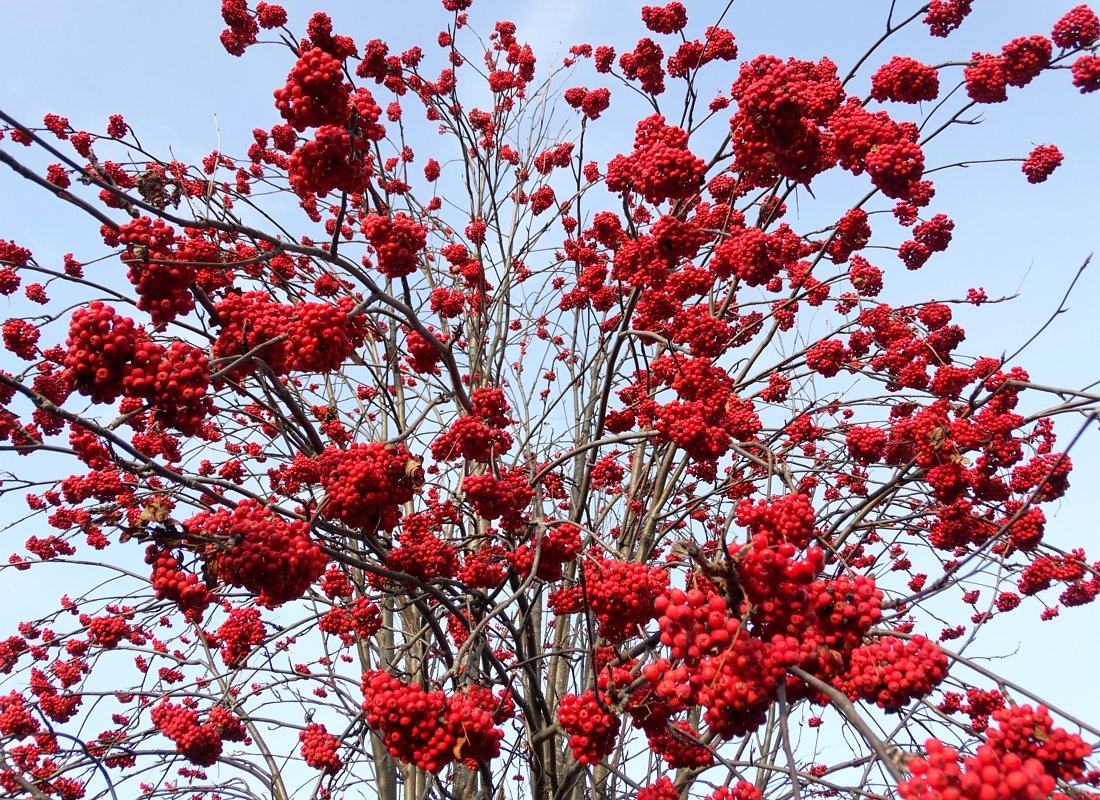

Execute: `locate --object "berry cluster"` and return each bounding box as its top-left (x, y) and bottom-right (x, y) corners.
top-left (431, 386), bottom-right (514, 462)
top-left (584, 555), bottom-right (670, 643)
top-left (829, 98), bottom-right (926, 200)
top-left (186, 500), bottom-right (328, 607)
top-left (361, 212), bottom-right (428, 278)
top-left (146, 546), bottom-right (216, 622)
top-left (275, 47), bottom-right (351, 131)
top-left (289, 124), bottom-right (374, 196)
top-left (462, 467), bottom-right (535, 529)
top-left (900, 738), bottom-right (1054, 800)
top-left (557, 689), bottom-right (620, 765)
top-left (986, 704), bottom-right (1091, 780)
top-left (211, 605), bottom-right (267, 667)
top-left (605, 115), bottom-right (706, 205)
top-left (730, 54), bottom-right (845, 185)
top-left (213, 291), bottom-right (365, 377)
top-left (837, 635), bottom-right (948, 710)
top-left (63, 302), bottom-right (147, 404)
top-left (509, 522), bottom-right (583, 582)
top-left (360, 671), bottom-right (508, 772)
top-left (1053, 4), bottom-right (1100, 49)
top-left (299, 722), bottom-right (343, 773)
top-left (318, 442), bottom-right (422, 532)
top-left (150, 701), bottom-right (247, 767)
top-left (1021, 144), bottom-right (1064, 183)
top-left (118, 216), bottom-right (196, 326)
top-left (871, 56), bottom-right (940, 103)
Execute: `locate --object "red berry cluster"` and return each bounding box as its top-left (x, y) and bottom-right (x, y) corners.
top-left (871, 56), bottom-right (940, 103)
top-left (146, 546), bottom-right (215, 622)
top-left (137, 341), bottom-right (213, 436)
top-left (923, 0), bottom-right (974, 38)
top-left (219, 0), bottom-right (259, 55)
top-left (458, 543), bottom-right (509, 588)
top-left (118, 216), bottom-right (196, 326)
top-left (289, 124), bottom-right (374, 196)
top-left (564, 86), bottom-right (612, 120)
top-left (386, 517), bottom-right (459, 583)
top-left (1053, 5), bottom-right (1100, 49)
top-left (584, 555), bottom-right (670, 643)
top-left (632, 354), bottom-right (763, 464)
top-left (462, 467), bottom-right (535, 528)
top-left (605, 115), bottom-right (705, 205)
top-left (317, 442), bottom-right (422, 532)
top-left (900, 738), bottom-right (1054, 800)
top-left (637, 776), bottom-right (681, 800)
top-left (1001, 36), bottom-right (1052, 87)
top-left (646, 721), bottom-right (713, 768)
top-left (275, 47), bottom-right (351, 131)
top-left (736, 493), bottom-right (816, 548)
top-left (1021, 144), bottom-right (1064, 183)
top-left (2, 318), bottom-right (39, 361)
top-left (619, 37), bottom-right (667, 95)
top-left (641, 2), bottom-right (688, 35)
top-left (211, 605), bottom-right (266, 667)
top-left (708, 781), bottom-right (763, 800)
top-left (0, 691), bottom-right (40, 738)
top-left (317, 596), bottom-right (381, 644)
top-left (557, 689), bottom-right (620, 765)
top-left (361, 212), bottom-right (428, 278)
top-left (150, 701), bottom-right (246, 767)
top-left (654, 588), bottom-right (742, 664)
top-left (213, 291), bottom-right (365, 377)
top-left (509, 522), bottom-right (583, 582)
top-left (846, 425), bottom-right (888, 465)
top-left (360, 671), bottom-right (508, 772)
top-left (729, 54), bottom-right (845, 185)
top-left (63, 302), bottom-right (146, 404)
top-left (404, 327), bottom-right (447, 375)
top-left (837, 635), bottom-right (948, 710)
top-left (186, 500), bottom-right (328, 607)
top-left (830, 98), bottom-right (926, 200)
top-left (431, 386), bottom-right (514, 462)
top-left (299, 722), bottom-right (343, 774)
top-left (986, 704), bottom-right (1091, 780)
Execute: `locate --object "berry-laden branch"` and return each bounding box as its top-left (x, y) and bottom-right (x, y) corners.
top-left (0, 2), bottom-right (1098, 800)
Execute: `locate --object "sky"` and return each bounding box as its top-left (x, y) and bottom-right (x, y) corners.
top-left (1, 0), bottom-right (1099, 763)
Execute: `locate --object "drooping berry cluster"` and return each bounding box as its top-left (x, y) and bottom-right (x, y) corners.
top-left (275, 47), bottom-right (351, 131)
top-left (213, 291), bottom-right (365, 377)
top-left (462, 467), bottom-right (535, 529)
top-left (150, 701), bottom-right (247, 767)
top-left (210, 605), bottom-right (267, 667)
top-left (871, 56), bottom-right (940, 103)
top-left (317, 442), bottom-right (422, 532)
top-left (557, 688), bottom-right (620, 765)
top-left (730, 54), bottom-right (845, 185)
top-left (186, 500), bottom-right (328, 607)
top-left (900, 738), bottom-right (1054, 800)
top-left (836, 635), bottom-right (948, 710)
top-left (146, 546), bottom-right (216, 622)
top-left (361, 212), bottom-right (428, 279)
top-left (117, 216), bottom-right (196, 326)
top-left (299, 722), bottom-right (343, 774)
top-left (605, 115), bottom-right (706, 205)
top-left (431, 386), bottom-right (514, 462)
top-left (583, 555), bottom-right (670, 643)
top-left (361, 671), bottom-right (509, 772)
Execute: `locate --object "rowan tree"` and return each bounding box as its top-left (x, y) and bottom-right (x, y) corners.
top-left (0, 2), bottom-right (1099, 799)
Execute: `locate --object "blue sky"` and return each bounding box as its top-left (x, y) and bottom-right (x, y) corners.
top-left (1, 0), bottom-right (1099, 748)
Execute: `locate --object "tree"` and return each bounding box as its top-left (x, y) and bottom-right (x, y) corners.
top-left (0, 1), bottom-right (1098, 798)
